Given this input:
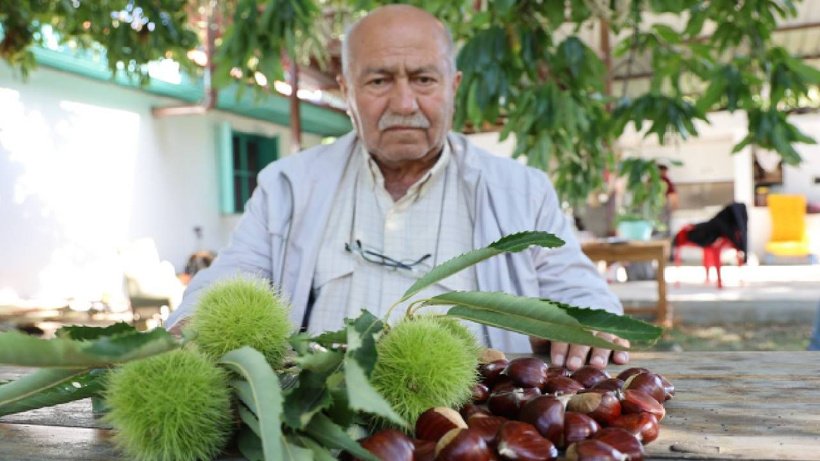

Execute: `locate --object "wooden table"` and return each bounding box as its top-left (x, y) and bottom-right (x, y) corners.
top-left (582, 239), bottom-right (672, 327)
top-left (2, 351), bottom-right (819, 460)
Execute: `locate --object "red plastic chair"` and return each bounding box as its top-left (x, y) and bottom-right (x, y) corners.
top-left (673, 224), bottom-right (744, 289)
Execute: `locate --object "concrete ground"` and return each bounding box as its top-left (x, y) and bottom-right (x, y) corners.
top-left (608, 264), bottom-right (820, 325)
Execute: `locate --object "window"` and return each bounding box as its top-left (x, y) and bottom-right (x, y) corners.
top-left (219, 125), bottom-right (278, 214)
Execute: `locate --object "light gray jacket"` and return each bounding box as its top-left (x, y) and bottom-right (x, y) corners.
top-left (166, 132), bottom-right (622, 352)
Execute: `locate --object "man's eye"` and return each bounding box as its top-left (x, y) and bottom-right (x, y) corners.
top-left (416, 76), bottom-right (436, 85)
top-left (367, 78), bottom-right (387, 86)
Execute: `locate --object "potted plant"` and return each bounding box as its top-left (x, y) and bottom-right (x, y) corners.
top-left (616, 157), bottom-right (681, 240)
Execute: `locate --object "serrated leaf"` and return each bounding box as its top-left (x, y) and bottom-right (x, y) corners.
top-left (55, 322), bottom-right (136, 340)
top-left (0, 329), bottom-right (178, 367)
top-left (0, 368), bottom-right (106, 417)
top-left (549, 301), bottom-right (663, 342)
top-left (304, 413), bottom-right (379, 461)
top-left (283, 367), bottom-right (336, 429)
top-left (424, 291), bottom-right (581, 328)
top-left (346, 310), bottom-right (383, 376)
top-left (399, 231), bottom-right (564, 303)
top-left (220, 347), bottom-right (284, 460)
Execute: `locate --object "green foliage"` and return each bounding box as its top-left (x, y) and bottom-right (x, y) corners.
top-left (371, 316), bottom-right (478, 423)
top-left (104, 348), bottom-right (233, 461)
top-left (191, 275), bottom-right (293, 368)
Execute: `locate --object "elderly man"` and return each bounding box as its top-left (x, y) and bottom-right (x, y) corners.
top-left (167, 4), bottom-right (628, 370)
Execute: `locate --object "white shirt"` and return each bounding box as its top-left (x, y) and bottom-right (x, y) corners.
top-left (309, 142), bottom-right (478, 335)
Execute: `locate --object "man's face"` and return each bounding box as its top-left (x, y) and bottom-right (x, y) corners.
top-left (340, 17), bottom-right (461, 168)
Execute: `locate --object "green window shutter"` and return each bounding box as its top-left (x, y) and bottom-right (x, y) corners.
top-left (217, 122), bottom-right (235, 214)
top-left (217, 124), bottom-right (280, 215)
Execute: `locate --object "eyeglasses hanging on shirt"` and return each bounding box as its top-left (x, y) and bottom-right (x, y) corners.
top-left (344, 240), bottom-right (432, 272)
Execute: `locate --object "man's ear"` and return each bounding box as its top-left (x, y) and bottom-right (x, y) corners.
top-left (451, 70), bottom-right (463, 93)
top-left (337, 74), bottom-right (349, 99)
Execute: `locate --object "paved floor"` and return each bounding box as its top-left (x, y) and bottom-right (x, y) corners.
top-left (609, 264), bottom-right (820, 325)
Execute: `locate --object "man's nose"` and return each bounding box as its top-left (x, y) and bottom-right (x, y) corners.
top-left (389, 79), bottom-right (419, 114)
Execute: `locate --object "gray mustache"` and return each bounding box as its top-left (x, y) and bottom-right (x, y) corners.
top-left (378, 113), bottom-right (430, 130)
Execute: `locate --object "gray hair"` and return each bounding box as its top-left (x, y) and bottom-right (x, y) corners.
top-left (340, 11), bottom-right (457, 81)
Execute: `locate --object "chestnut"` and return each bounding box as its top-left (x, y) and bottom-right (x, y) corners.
top-left (570, 366), bottom-right (610, 389)
top-left (518, 395), bottom-right (566, 446)
top-left (623, 372), bottom-right (666, 403)
top-left (505, 357), bottom-right (549, 389)
top-left (566, 391), bottom-right (622, 425)
top-left (615, 367), bottom-right (649, 381)
top-left (467, 414), bottom-right (507, 445)
top-left (479, 359), bottom-right (510, 388)
top-left (546, 366), bottom-right (572, 378)
top-left (460, 403), bottom-right (491, 420)
top-left (495, 421), bottom-right (558, 461)
top-left (563, 411), bottom-right (601, 447)
top-left (659, 374), bottom-right (675, 400)
top-left (543, 376), bottom-right (585, 395)
top-left (593, 427), bottom-right (645, 461)
top-left (565, 439), bottom-right (627, 461)
top-left (479, 348), bottom-right (507, 364)
top-left (620, 389), bottom-right (666, 421)
top-left (413, 439), bottom-right (437, 461)
top-left (591, 378), bottom-right (625, 392)
top-left (357, 429), bottom-right (415, 461)
top-left (415, 407), bottom-right (468, 442)
top-left (488, 387), bottom-right (541, 419)
top-left (435, 428), bottom-right (494, 461)
top-left (610, 412), bottom-right (660, 443)
top-left (472, 383), bottom-right (491, 403)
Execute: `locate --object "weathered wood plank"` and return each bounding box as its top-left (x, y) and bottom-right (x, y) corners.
top-left (0, 423), bottom-right (118, 461)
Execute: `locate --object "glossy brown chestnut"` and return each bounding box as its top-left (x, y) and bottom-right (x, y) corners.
top-left (413, 439), bottom-right (437, 461)
top-left (472, 383), bottom-right (491, 403)
top-left (623, 372), bottom-right (666, 404)
top-left (593, 427), bottom-right (645, 461)
top-left (591, 378), bottom-right (625, 392)
top-left (546, 366), bottom-right (572, 378)
top-left (467, 415), bottom-right (507, 445)
top-left (565, 439), bottom-right (627, 461)
top-left (659, 374), bottom-right (675, 400)
top-left (610, 412), bottom-right (660, 443)
top-left (563, 411), bottom-right (601, 448)
top-left (543, 376), bottom-right (585, 395)
top-left (570, 366), bottom-right (610, 389)
top-left (620, 389), bottom-right (666, 421)
top-left (566, 391), bottom-right (622, 425)
top-left (495, 421), bottom-right (558, 461)
top-left (488, 387), bottom-right (541, 419)
top-left (415, 407), bottom-right (468, 442)
top-left (460, 403), bottom-right (492, 420)
top-left (357, 429), bottom-right (415, 461)
top-left (435, 428), bottom-right (494, 461)
top-left (518, 395), bottom-right (566, 447)
top-left (615, 367), bottom-right (649, 382)
top-left (504, 357), bottom-right (549, 389)
top-left (480, 359), bottom-right (510, 388)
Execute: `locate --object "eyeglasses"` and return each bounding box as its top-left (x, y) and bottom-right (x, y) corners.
top-left (344, 240), bottom-right (432, 271)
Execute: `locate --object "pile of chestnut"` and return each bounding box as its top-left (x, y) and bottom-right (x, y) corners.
top-left (356, 354), bottom-right (674, 461)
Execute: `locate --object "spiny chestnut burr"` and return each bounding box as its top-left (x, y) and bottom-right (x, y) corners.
top-left (472, 383), bottom-right (491, 403)
top-left (460, 403), bottom-right (491, 421)
top-left (488, 387), bottom-right (541, 419)
top-left (479, 359), bottom-right (510, 388)
top-left (413, 439), bottom-right (437, 461)
top-left (610, 412), bottom-right (660, 444)
top-left (435, 428), bottom-right (494, 461)
top-left (495, 421), bottom-right (558, 461)
top-left (467, 414), bottom-right (508, 445)
top-left (593, 428), bottom-right (645, 461)
top-left (416, 407), bottom-right (468, 442)
top-left (623, 372), bottom-right (666, 404)
top-left (357, 429), bottom-right (415, 461)
top-left (591, 378), bottom-right (625, 392)
top-left (566, 391), bottom-right (622, 425)
top-left (565, 439), bottom-right (627, 461)
top-left (616, 367), bottom-right (649, 382)
top-left (570, 366), bottom-right (610, 389)
top-left (564, 411), bottom-right (602, 448)
top-left (505, 357), bottom-right (549, 389)
top-left (518, 395), bottom-right (567, 447)
top-left (620, 389), bottom-right (666, 421)
top-left (543, 376), bottom-right (585, 395)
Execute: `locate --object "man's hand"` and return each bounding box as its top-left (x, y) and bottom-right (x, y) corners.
top-left (529, 333), bottom-right (630, 371)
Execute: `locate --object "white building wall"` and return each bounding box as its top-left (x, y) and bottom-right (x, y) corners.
top-left (0, 64), bottom-right (321, 305)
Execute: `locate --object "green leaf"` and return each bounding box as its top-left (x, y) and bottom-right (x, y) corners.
top-left (293, 435), bottom-right (337, 461)
top-left (346, 310), bottom-right (383, 376)
top-left (304, 413), bottom-right (379, 461)
top-left (283, 364), bottom-right (337, 429)
top-left (55, 322), bottom-right (136, 340)
top-left (399, 231), bottom-right (565, 303)
top-left (0, 368), bottom-right (98, 415)
top-left (0, 329), bottom-right (178, 367)
top-left (282, 435), bottom-right (315, 461)
top-left (220, 347), bottom-right (284, 460)
top-left (550, 302), bottom-right (663, 342)
top-left (425, 291), bottom-right (581, 328)
top-left (238, 427), bottom-right (265, 461)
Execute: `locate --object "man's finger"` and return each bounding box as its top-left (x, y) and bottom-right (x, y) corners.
top-left (550, 341), bottom-right (569, 368)
top-left (566, 344), bottom-right (591, 371)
